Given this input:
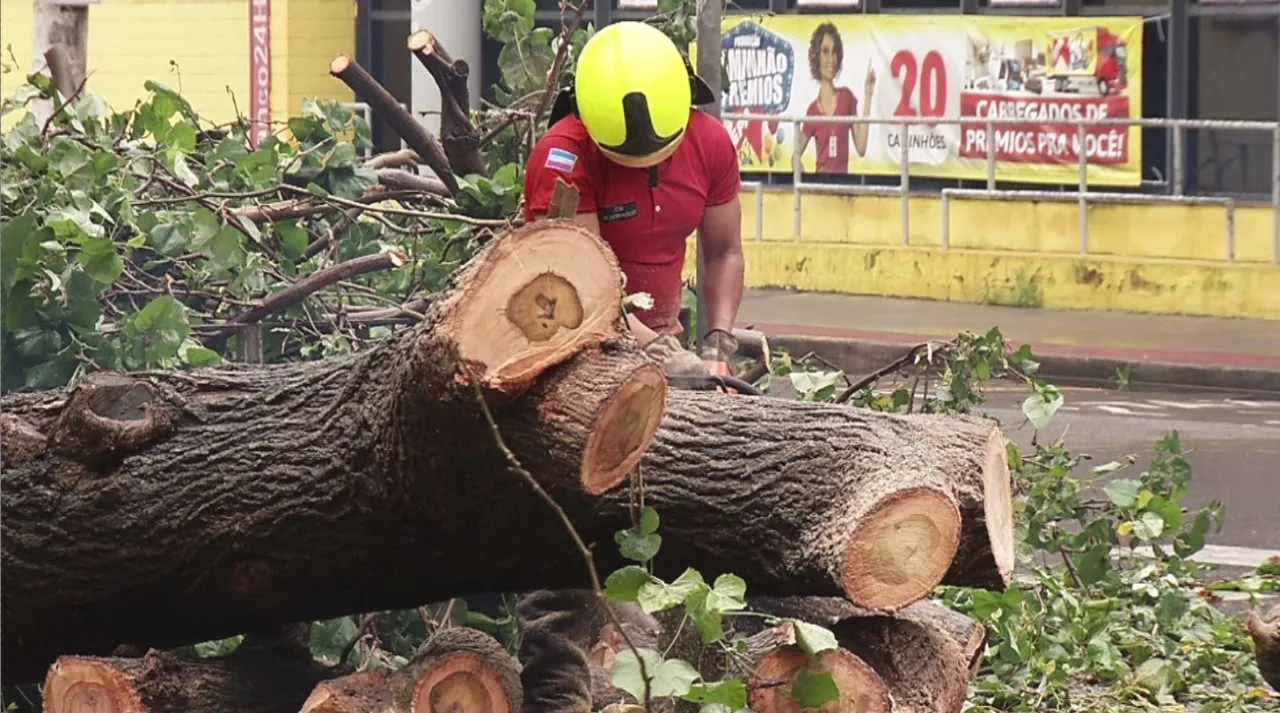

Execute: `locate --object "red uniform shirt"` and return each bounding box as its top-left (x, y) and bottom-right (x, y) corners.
top-left (522, 110), bottom-right (741, 335)
top-left (803, 87), bottom-right (858, 174)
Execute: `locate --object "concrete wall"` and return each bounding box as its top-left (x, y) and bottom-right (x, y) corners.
top-left (0, 0), bottom-right (354, 130)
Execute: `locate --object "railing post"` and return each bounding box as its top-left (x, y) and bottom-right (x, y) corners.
top-left (941, 190), bottom-right (951, 250)
top-left (792, 119), bottom-right (801, 241)
top-left (1273, 125), bottom-right (1280, 265)
top-left (986, 117), bottom-right (996, 189)
top-left (1172, 123), bottom-right (1184, 196)
top-left (1077, 122), bottom-right (1088, 257)
top-left (754, 182), bottom-right (764, 242)
top-left (900, 121), bottom-right (910, 246)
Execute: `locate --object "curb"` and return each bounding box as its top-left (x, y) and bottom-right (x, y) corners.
top-left (765, 334), bottom-right (1280, 395)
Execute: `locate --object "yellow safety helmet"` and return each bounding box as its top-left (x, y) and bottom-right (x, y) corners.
top-left (549, 21), bottom-right (716, 168)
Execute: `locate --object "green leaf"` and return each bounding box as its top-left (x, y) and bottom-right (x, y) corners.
top-left (1022, 388), bottom-right (1063, 429)
top-left (683, 679), bottom-right (747, 708)
top-left (791, 620), bottom-right (838, 656)
top-left (610, 648), bottom-right (699, 701)
top-left (637, 568), bottom-right (703, 614)
top-left (277, 221), bottom-right (309, 261)
top-left (616, 527), bottom-right (661, 563)
top-left (1134, 511), bottom-right (1166, 541)
top-left (179, 340), bottom-right (223, 368)
top-left (604, 565), bottom-right (651, 602)
top-left (77, 237), bottom-right (124, 284)
top-left (1144, 495), bottom-right (1184, 531)
top-left (209, 226), bottom-right (246, 268)
top-left (1130, 657), bottom-right (1184, 696)
top-left (173, 152), bottom-right (200, 187)
top-left (791, 668), bottom-right (839, 707)
top-left (1104, 479), bottom-right (1141, 509)
top-left (639, 506), bottom-right (660, 535)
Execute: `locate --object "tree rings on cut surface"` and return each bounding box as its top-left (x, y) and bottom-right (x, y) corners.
top-left (749, 645), bottom-right (891, 713)
top-left (840, 487), bottom-right (961, 611)
top-left (580, 361), bottom-right (666, 494)
top-left (436, 220), bottom-right (624, 394)
top-left (406, 627), bottom-right (521, 713)
top-left (44, 657), bottom-right (142, 713)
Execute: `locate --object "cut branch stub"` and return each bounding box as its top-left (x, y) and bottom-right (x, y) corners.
top-left (407, 29), bottom-right (487, 179)
top-left (49, 371), bottom-right (173, 468)
top-left (500, 340), bottom-right (667, 494)
top-left (433, 219), bottom-right (625, 394)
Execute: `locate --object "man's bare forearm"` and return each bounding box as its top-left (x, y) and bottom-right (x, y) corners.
top-left (700, 249), bottom-right (745, 336)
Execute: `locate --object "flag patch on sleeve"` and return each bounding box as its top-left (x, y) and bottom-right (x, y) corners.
top-left (544, 147), bottom-right (579, 173)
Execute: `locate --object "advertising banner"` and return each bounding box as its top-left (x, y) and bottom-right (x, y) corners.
top-left (712, 14), bottom-right (1144, 186)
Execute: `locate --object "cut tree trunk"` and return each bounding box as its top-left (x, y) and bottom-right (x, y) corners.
top-left (408, 30), bottom-right (487, 179)
top-left (599, 392), bottom-right (1012, 612)
top-left (832, 615), bottom-right (971, 713)
top-left (43, 645), bottom-right (330, 713)
top-left (738, 625), bottom-right (891, 713)
top-left (1, 308), bottom-right (1010, 683)
top-left (400, 627), bottom-right (522, 713)
top-left (750, 596), bottom-right (988, 672)
top-left (0, 220), bottom-right (657, 684)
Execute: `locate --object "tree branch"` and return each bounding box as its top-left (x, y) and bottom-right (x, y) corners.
top-left (408, 30), bottom-right (487, 178)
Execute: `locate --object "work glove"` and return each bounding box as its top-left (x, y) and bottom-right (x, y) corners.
top-left (698, 329), bottom-right (739, 390)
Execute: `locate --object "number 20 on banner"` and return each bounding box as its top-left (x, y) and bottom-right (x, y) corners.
top-left (890, 49), bottom-right (948, 127)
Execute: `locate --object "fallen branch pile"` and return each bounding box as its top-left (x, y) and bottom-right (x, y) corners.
top-left (1, 22), bottom-right (1015, 713)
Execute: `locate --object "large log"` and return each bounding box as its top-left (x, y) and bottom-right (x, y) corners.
top-left (0, 220), bottom-right (658, 684)
top-left (2, 313), bottom-right (1009, 684)
top-left (831, 614), bottom-right (972, 713)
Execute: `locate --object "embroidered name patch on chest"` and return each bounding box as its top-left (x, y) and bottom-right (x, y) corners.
top-left (598, 201), bottom-right (639, 223)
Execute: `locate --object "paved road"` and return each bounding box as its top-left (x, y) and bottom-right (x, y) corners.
top-left (977, 385), bottom-right (1280, 555)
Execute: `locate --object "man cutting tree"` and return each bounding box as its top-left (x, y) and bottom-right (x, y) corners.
top-left (513, 21), bottom-right (747, 712)
top-left (522, 20), bottom-right (746, 378)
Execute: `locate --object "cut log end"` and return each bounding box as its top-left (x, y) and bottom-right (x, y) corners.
top-left (43, 657), bottom-right (144, 713)
top-left (749, 645), bottom-right (891, 713)
top-left (49, 371), bottom-right (173, 467)
top-left (840, 487), bottom-right (961, 611)
top-left (982, 425), bottom-right (1016, 588)
top-left (409, 627), bottom-right (521, 713)
top-left (581, 362), bottom-right (667, 494)
top-left (440, 220), bottom-right (624, 393)
top-left (329, 55), bottom-right (351, 75)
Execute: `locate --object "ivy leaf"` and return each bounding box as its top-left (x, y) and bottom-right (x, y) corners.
top-left (604, 565), bottom-right (651, 602)
top-left (1104, 479), bottom-right (1141, 509)
top-left (610, 648), bottom-right (699, 701)
top-left (683, 679), bottom-right (747, 708)
top-left (637, 568), bottom-right (703, 614)
top-left (1133, 511), bottom-right (1166, 541)
top-left (639, 506), bottom-right (660, 535)
top-left (276, 221), bottom-right (309, 261)
top-left (791, 620), bottom-right (838, 656)
top-left (616, 527), bottom-right (661, 563)
top-left (791, 667), bottom-right (839, 707)
top-left (1022, 386), bottom-right (1063, 429)
top-left (77, 237), bottom-right (124, 284)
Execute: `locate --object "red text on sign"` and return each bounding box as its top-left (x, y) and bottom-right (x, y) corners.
top-left (957, 92), bottom-right (1131, 165)
top-left (891, 49), bottom-right (947, 127)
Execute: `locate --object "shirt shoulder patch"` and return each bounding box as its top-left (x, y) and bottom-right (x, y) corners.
top-left (544, 146), bottom-right (579, 173)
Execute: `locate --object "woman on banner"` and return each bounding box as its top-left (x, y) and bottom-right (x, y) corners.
top-left (795, 21), bottom-right (877, 174)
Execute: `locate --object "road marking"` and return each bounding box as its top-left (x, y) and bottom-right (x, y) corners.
top-left (1130, 543), bottom-right (1279, 569)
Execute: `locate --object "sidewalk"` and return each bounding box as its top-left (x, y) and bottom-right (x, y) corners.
top-left (736, 289), bottom-right (1280, 393)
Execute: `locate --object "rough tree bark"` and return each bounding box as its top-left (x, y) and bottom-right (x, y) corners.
top-left (408, 30), bottom-right (487, 179)
top-left (0, 220), bottom-right (658, 684)
top-left (300, 670), bottom-right (411, 713)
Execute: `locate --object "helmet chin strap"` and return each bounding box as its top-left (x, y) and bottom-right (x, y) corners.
top-left (649, 165), bottom-right (659, 187)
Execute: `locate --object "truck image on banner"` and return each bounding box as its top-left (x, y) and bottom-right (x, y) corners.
top-left (700, 13), bottom-right (1144, 187)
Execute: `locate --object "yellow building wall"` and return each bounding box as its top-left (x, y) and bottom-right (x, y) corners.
top-left (0, 0), bottom-right (353, 131)
top-left (685, 190), bottom-right (1280, 320)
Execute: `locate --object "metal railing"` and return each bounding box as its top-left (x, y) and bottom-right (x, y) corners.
top-left (724, 113), bottom-right (1280, 265)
